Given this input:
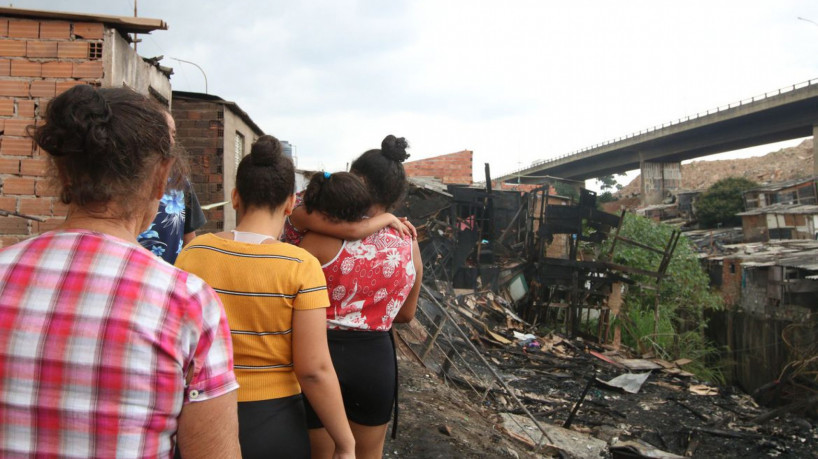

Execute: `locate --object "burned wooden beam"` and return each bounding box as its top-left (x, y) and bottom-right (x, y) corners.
top-left (751, 394), bottom-right (818, 424)
top-left (563, 370), bottom-right (597, 429)
top-left (672, 398), bottom-right (712, 423)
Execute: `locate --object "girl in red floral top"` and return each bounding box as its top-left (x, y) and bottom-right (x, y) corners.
top-left (296, 136), bottom-right (423, 459)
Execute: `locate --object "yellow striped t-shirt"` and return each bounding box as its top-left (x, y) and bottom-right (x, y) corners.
top-left (175, 233), bottom-right (329, 402)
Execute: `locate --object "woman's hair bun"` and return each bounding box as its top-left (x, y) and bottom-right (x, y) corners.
top-left (250, 135), bottom-right (282, 166)
top-left (381, 135), bottom-right (410, 163)
top-left (37, 84), bottom-right (113, 158)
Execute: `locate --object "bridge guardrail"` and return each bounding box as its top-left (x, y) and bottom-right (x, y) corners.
top-left (501, 77), bottom-right (818, 178)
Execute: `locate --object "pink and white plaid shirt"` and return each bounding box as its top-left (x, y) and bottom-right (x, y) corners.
top-left (0, 230), bottom-right (239, 458)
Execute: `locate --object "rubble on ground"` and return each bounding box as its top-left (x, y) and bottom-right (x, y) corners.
top-left (392, 288), bottom-right (818, 458)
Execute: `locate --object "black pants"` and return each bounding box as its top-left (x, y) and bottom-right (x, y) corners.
top-left (237, 394), bottom-right (310, 459)
top-left (304, 330), bottom-right (396, 428)
top-left (175, 394), bottom-right (309, 459)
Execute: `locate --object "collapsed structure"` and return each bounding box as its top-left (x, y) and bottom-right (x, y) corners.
top-left (398, 168), bottom-right (680, 347)
top-left (391, 151), bottom-right (817, 456)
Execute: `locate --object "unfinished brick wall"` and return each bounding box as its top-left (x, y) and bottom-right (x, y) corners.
top-left (721, 257), bottom-right (742, 307)
top-left (494, 181), bottom-right (549, 193)
top-left (0, 17), bottom-right (104, 247)
top-left (172, 98), bottom-right (225, 234)
top-left (404, 150), bottom-right (473, 185)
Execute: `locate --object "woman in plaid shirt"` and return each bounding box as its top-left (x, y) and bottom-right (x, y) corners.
top-left (0, 85), bottom-right (240, 458)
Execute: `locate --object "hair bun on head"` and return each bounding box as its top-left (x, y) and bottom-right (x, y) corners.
top-left (38, 84), bottom-right (113, 158)
top-left (381, 135), bottom-right (410, 163)
top-left (250, 135), bottom-right (282, 166)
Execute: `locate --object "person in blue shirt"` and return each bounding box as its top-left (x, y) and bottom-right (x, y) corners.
top-left (137, 111), bottom-right (207, 264)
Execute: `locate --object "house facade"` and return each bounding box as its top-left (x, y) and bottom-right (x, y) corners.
top-left (171, 91), bottom-right (264, 233)
top-left (739, 204), bottom-right (818, 242)
top-left (0, 7), bottom-right (169, 247)
top-left (404, 149), bottom-right (473, 185)
top-left (743, 177), bottom-right (817, 210)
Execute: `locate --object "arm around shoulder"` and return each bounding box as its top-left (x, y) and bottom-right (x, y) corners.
top-left (294, 206), bottom-right (407, 241)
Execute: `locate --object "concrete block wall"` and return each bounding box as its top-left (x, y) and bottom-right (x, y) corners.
top-left (0, 17), bottom-right (105, 247)
top-left (404, 150), bottom-right (473, 185)
top-left (171, 99), bottom-right (225, 234)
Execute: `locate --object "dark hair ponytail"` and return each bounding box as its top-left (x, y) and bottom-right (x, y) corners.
top-left (302, 171), bottom-right (371, 222)
top-left (349, 134), bottom-right (409, 210)
top-left (380, 135), bottom-right (410, 162)
top-left (236, 135), bottom-right (294, 210)
top-left (32, 84), bottom-right (173, 207)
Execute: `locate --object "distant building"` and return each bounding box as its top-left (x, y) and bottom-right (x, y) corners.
top-left (703, 239), bottom-right (818, 393)
top-left (281, 140), bottom-right (293, 158)
top-left (742, 177), bottom-right (817, 210)
top-left (0, 6), bottom-right (170, 248)
top-left (171, 91), bottom-right (264, 233)
top-left (737, 203), bottom-right (818, 242)
top-left (676, 190), bottom-right (701, 219)
top-left (404, 150), bottom-right (473, 185)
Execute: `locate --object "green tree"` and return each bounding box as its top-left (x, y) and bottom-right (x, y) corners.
top-left (597, 173), bottom-right (625, 191)
top-left (695, 177), bottom-right (757, 228)
top-left (597, 191), bottom-right (616, 204)
top-left (602, 213), bottom-right (725, 382)
top-left (551, 180), bottom-right (579, 201)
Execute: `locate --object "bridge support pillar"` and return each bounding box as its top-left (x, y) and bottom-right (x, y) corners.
top-left (640, 160), bottom-right (682, 206)
top-left (814, 125), bottom-right (818, 178)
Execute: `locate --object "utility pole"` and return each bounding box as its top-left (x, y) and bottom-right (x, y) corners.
top-left (132, 0), bottom-right (141, 52)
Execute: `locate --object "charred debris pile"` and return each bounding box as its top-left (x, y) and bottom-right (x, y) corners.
top-left (392, 177), bottom-right (817, 458)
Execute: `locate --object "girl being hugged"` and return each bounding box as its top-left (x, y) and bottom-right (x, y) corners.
top-left (298, 136), bottom-right (423, 459)
top-left (283, 172), bottom-right (415, 246)
top-left (175, 135), bottom-right (355, 459)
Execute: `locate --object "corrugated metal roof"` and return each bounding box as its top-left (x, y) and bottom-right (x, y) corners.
top-left (713, 239), bottom-right (818, 272)
top-left (408, 176), bottom-right (453, 196)
top-left (0, 7), bottom-right (167, 33)
top-left (737, 203), bottom-right (818, 216)
top-left (743, 176), bottom-right (817, 193)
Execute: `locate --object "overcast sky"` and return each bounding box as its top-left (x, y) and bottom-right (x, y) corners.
top-left (15, 1), bottom-right (818, 189)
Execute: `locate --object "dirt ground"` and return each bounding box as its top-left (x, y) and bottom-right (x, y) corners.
top-left (385, 350), bottom-right (537, 459)
top-left (384, 329), bottom-right (818, 458)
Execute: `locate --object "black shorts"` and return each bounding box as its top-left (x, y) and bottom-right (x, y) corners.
top-left (304, 329), bottom-right (396, 428)
top-left (237, 394), bottom-right (310, 459)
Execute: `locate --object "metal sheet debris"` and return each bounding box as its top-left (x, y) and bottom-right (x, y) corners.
top-left (597, 372), bottom-right (652, 394)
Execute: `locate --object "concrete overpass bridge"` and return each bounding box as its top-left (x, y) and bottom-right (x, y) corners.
top-left (496, 78), bottom-right (818, 204)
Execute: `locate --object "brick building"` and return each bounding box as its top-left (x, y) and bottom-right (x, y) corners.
top-left (402, 148), bottom-right (549, 193)
top-left (0, 7), bottom-right (169, 248)
top-left (404, 149), bottom-right (473, 185)
top-left (171, 91), bottom-right (264, 233)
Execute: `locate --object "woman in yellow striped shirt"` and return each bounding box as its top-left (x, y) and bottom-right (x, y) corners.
top-left (176, 135), bottom-right (354, 459)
